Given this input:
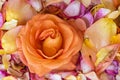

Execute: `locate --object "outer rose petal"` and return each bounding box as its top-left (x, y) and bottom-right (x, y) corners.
top-left (17, 14), bottom-right (83, 77)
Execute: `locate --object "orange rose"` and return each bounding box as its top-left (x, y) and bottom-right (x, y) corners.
top-left (17, 14), bottom-right (83, 77)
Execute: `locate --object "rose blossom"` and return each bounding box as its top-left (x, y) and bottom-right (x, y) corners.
top-left (16, 14), bottom-right (83, 77)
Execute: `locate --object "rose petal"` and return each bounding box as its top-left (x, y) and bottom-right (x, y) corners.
top-left (45, 0), bottom-right (63, 6)
top-left (107, 10), bottom-right (120, 19)
top-left (113, 0), bottom-right (120, 8)
top-left (48, 74), bottom-right (62, 80)
top-left (116, 74), bottom-right (120, 80)
top-left (65, 75), bottom-right (77, 80)
top-left (2, 26), bottom-right (22, 53)
top-left (0, 0), bottom-right (5, 11)
top-left (2, 76), bottom-right (17, 80)
top-left (82, 12), bottom-right (94, 27)
top-left (94, 8), bottom-right (111, 21)
top-left (0, 70), bottom-right (9, 79)
top-left (79, 3), bottom-right (86, 17)
top-left (80, 59), bottom-right (93, 73)
top-left (81, 0), bottom-right (91, 7)
top-left (77, 73), bottom-right (87, 80)
top-left (111, 34), bottom-right (120, 44)
top-left (58, 71), bottom-right (76, 78)
top-left (64, 1), bottom-right (80, 17)
top-left (81, 41), bottom-right (96, 73)
top-left (105, 60), bottom-right (119, 76)
top-left (95, 44), bottom-right (120, 74)
top-left (63, 0), bottom-right (73, 4)
top-left (28, 0), bottom-right (43, 12)
top-left (85, 71), bottom-right (99, 80)
top-left (101, 0), bottom-right (115, 10)
top-left (6, 0), bottom-right (37, 24)
top-left (2, 54), bottom-right (11, 69)
top-left (1, 19), bottom-right (18, 30)
top-left (91, 0), bottom-right (101, 4)
top-left (0, 13), bottom-right (4, 28)
top-left (85, 18), bottom-right (117, 50)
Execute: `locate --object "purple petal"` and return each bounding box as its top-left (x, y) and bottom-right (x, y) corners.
top-left (79, 3), bottom-right (86, 17)
top-left (82, 12), bottom-right (94, 27)
top-left (0, 70), bottom-right (9, 79)
top-left (0, 13), bottom-right (4, 28)
top-left (105, 60), bottom-right (119, 76)
top-left (94, 8), bottom-right (111, 21)
top-left (64, 1), bottom-right (80, 17)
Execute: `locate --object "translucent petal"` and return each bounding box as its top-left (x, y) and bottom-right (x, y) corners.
top-left (85, 18), bottom-right (117, 50)
top-left (6, 0), bottom-right (37, 24)
top-left (1, 26), bottom-right (22, 53)
top-left (1, 19), bottom-right (18, 30)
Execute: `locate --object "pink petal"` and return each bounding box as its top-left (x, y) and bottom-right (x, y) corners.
top-left (64, 1), bottom-right (80, 17)
top-left (28, 0), bottom-right (43, 12)
top-left (0, 13), bottom-right (4, 28)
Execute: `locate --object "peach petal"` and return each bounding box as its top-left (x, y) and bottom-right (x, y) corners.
top-left (2, 26), bottom-right (22, 53)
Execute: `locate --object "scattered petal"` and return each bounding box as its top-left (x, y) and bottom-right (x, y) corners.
top-left (81, 59), bottom-right (93, 73)
top-left (2, 54), bottom-right (11, 69)
top-left (110, 34), bottom-right (120, 44)
top-left (77, 73), bottom-right (87, 80)
top-left (85, 71), bottom-right (99, 80)
top-left (105, 60), bottom-right (119, 76)
top-left (94, 8), bottom-right (111, 21)
top-left (1, 26), bottom-right (22, 53)
top-left (64, 1), bottom-right (80, 17)
top-left (63, 0), bottom-right (72, 4)
top-left (101, 0), bottom-right (115, 10)
top-left (6, 0), bottom-right (37, 24)
top-left (81, 0), bottom-right (91, 7)
top-left (0, 0), bottom-right (5, 11)
top-left (85, 18), bottom-right (117, 50)
top-left (0, 13), bottom-right (4, 28)
top-left (96, 44), bottom-right (120, 74)
top-left (28, 0), bottom-right (43, 12)
top-left (48, 74), bottom-right (62, 80)
top-left (65, 75), bottom-right (76, 80)
top-left (45, 0), bottom-right (63, 6)
top-left (0, 70), bottom-right (9, 79)
top-left (2, 76), bottom-right (17, 80)
top-left (1, 19), bottom-right (18, 30)
top-left (107, 10), bottom-right (120, 19)
top-left (82, 12), bottom-right (94, 27)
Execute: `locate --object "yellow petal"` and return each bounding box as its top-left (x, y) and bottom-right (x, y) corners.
top-left (2, 54), bottom-right (11, 69)
top-left (84, 38), bottom-right (95, 49)
top-left (0, 50), bottom-right (6, 55)
top-left (6, 9), bottom-right (19, 22)
top-left (95, 48), bottom-right (109, 66)
top-left (2, 19), bottom-right (18, 30)
top-left (2, 76), bottom-right (16, 80)
top-left (107, 10), bottom-right (120, 19)
top-left (6, 0), bottom-right (37, 24)
top-left (111, 34), bottom-right (120, 44)
top-left (81, 0), bottom-right (91, 7)
top-left (85, 18), bottom-right (117, 50)
top-left (1, 26), bottom-right (22, 53)
top-left (91, 4), bottom-right (105, 15)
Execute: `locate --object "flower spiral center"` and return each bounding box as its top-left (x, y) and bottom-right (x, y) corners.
top-left (40, 29), bottom-right (62, 57)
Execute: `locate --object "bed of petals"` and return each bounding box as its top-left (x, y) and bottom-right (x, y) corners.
top-left (0, 0), bottom-right (120, 80)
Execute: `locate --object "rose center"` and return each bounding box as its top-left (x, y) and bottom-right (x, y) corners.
top-left (42, 31), bottom-right (62, 57)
